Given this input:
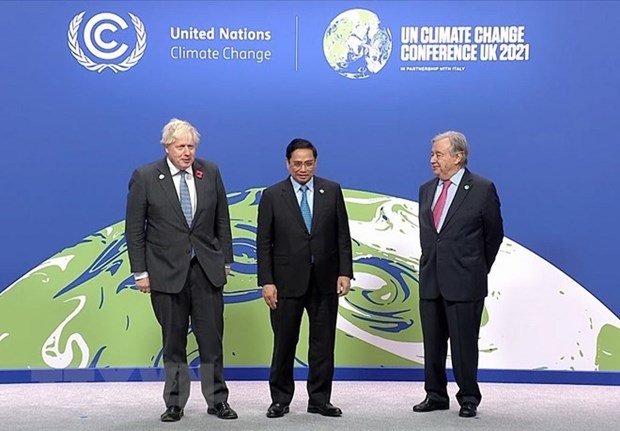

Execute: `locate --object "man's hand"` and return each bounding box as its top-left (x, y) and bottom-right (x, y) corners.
top-left (262, 284), bottom-right (278, 310)
top-left (136, 277), bottom-right (151, 294)
top-left (336, 276), bottom-right (351, 297)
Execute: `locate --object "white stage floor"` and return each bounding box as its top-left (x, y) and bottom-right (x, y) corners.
top-left (2, 380), bottom-right (618, 430)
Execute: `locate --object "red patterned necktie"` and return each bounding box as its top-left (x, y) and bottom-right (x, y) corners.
top-left (432, 179), bottom-right (451, 229)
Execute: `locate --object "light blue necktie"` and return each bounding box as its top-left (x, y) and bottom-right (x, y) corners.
top-left (300, 185), bottom-right (312, 233)
top-left (179, 170), bottom-right (193, 226)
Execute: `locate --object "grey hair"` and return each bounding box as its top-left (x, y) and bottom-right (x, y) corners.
top-left (432, 130), bottom-right (468, 167)
top-left (160, 118), bottom-right (200, 147)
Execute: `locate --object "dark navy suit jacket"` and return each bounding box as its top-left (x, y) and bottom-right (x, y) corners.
top-left (257, 176), bottom-right (353, 297)
top-left (125, 157), bottom-right (233, 293)
top-left (418, 169), bottom-right (504, 302)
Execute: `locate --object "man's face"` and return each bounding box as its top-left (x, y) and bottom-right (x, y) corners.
top-left (165, 135), bottom-right (196, 170)
top-left (287, 148), bottom-right (316, 185)
top-left (430, 137), bottom-right (462, 180)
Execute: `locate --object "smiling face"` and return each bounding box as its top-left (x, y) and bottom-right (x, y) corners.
top-left (165, 134), bottom-right (196, 170)
top-left (287, 148), bottom-right (317, 184)
top-left (430, 137), bottom-right (462, 180)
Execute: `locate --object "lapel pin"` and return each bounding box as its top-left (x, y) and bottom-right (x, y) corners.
top-left (158, 174), bottom-right (165, 180)
top-left (319, 189), bottom-right (325, 194)
top-left (464, 184), bottom-right (470, 190)
top-left (195, 170), bottom-right (204, 179)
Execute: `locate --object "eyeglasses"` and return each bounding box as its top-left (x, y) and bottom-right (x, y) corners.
top-left (290, 160), bottom-right (315, 170)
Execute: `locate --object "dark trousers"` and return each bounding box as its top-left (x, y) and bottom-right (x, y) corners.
top-left (419, 297), bottom-right (484, 406)
top-left (269, 273), bottom-right (339, 406)
top-left (150, 258), bottom-right (229, 408)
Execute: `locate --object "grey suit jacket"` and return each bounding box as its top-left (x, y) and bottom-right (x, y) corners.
top-left (418, 169), bottom-right (504, 302)
top-left (125, 158), bottom-right (233, 293)
top-left (256, 176), bottom-right (353, 297)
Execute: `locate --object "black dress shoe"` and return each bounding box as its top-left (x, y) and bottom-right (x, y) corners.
top-left (413, 397), bottom-right (449, 412)
top-left (160, 405), bottom-right (184, 422)
top-left (459, 402), bottom-right (477, 418)
top-left (266, 402), bottom-right (290, 418)
top-left (207, 401), bottom-right (238, 419)
top-left (307, 402), bottom-right (342, 417)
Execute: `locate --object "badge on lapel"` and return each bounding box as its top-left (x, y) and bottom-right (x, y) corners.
top-left (158, 174), bottom-right (165, 180)
top-left (195, 170), bottom-right (204, 179)
top-left (464, 184), bottom-right (470, 190)
top-left (319, 188), bottom-right (325, 194)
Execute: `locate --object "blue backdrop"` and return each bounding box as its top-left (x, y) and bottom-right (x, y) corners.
top-left (1, 1), bottom-right (619, 381)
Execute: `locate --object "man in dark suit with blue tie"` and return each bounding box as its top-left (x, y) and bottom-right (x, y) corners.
top-left (257, 138), bottom-right (353, 418)
top-left (125, 118), bottom-right (237, 422)
top-left (413, 131), bottom-right (504, 418)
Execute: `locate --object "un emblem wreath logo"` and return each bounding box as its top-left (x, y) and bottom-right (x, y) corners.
top-left (68, 12), bottom-right (147, 73)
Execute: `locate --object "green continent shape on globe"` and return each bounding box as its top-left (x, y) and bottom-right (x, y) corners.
top-left (0, 188), bottom-right (422, 370)
top-left (224, 188), bottom-right (420, 367)
top-left (323, 9), bottom-right (386, 78)
top-left (596, 324), bottom-right (620, 370)
top-left (0, 224), bottom-right (161, 369)
top-left (1, 188), bottom-right (618, 372)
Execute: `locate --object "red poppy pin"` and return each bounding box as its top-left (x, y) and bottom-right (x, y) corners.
top-left (195, 170), bottom-right (204, 179)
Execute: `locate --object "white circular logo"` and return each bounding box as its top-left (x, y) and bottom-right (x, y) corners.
top-left (68, 11), bottom-right (147, 73)
top-left (323, 9), bottom-right (392, 80)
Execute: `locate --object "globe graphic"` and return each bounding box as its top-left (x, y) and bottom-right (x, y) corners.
top-left (323, 9), bottom-right (393, 79)
top-left (1, 188), bottom-right (619, 371)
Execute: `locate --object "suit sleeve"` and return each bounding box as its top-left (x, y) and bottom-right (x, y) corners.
top-left (125, 169), bottom-right (147, 273)
top-left (256, 189), bottom-right (274, 286)
top-left (336, 185), bottom-right (354, 278)
top-left (483, 182), bottom-right (504, 272)
top-left (214, 167), bottom-right (233, 264)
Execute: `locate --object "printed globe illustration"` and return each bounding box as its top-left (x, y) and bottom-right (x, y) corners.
top-left (0, 188), bottom-right (619, 372)
top-left (323, 9), bottom-right (392, 79)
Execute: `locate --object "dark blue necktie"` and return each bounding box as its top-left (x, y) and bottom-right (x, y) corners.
top-left (179, 170), bottom-right (193, 226)
top-left (300, 185), bottom-right (312, 233)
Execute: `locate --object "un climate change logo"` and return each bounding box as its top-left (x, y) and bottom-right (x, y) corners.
top-left (323, 9), bottom-right (392, 80)
top-left (68, 12), bottom-right (146, 73)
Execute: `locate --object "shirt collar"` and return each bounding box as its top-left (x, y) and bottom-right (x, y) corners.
top-left (166, 158), bottom-right (193, 177)
top-left (439, 168), bottom-right (465, 188)
top-left (290, 176), bottom-right (314, 193)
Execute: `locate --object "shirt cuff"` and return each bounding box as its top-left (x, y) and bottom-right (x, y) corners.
top-left (133, 271), bottom-right (148, 280)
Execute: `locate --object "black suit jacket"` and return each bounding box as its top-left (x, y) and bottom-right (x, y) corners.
top-left (125, 158), bottom-right (233, 292)
top-left (418, 169), bottom-right (504, 302)
top-left (257, 176), bottom-right (353, 297)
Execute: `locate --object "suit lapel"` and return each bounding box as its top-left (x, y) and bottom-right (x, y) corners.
top-left (192, 162), bottom-right (206, 227)
top-left (281, 178), bottom-right (310, 233)
top-left (311, 178), bottom-right (326, 233)
top-left (156, 158), bottom-right (189, 229)
top-left (423, 179), bottom-right (438, 230)
top-left (442, 169), bottom-right (473, 229)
